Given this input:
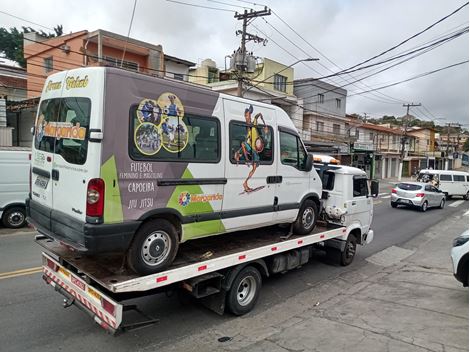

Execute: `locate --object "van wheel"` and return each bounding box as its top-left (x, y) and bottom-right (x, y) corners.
top-left (226, 266), bottom-right (262, 316)
top-left (2, 207), bottom-right (26, 228)
top-left (127, 219), bottom-right (179, 275)
top-left (340, 234), bottom-right (357, 266)
top-left (445, 193), bottom-right (451, 200)
top-left (293, 200), bottom-right (318, 235)
top-left (464, 192), bottom-right (469, 201)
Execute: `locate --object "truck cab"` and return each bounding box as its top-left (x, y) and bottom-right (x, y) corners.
top-left (314, 155), bottom-right (377, 247)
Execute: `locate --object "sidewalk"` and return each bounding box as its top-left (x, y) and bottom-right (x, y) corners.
top-left (161, 210), bottom-right (469, 352)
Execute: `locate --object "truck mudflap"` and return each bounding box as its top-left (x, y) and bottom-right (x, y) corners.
top-left (42, 252), bottom-right (123, 333)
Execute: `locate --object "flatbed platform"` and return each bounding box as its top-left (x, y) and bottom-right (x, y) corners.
top-left (37, 223), bottom-right (346, 294)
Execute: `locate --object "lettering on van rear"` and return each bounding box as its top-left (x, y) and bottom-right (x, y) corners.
top-left (45, 80), bottom-right (62, 92)
top-left (66, 75), bottom-right (89, 90)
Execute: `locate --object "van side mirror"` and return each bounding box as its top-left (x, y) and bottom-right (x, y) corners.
top-left (304, 154), bottom-right (313, 172)
top-left (370, 180), bottom-right (379, 198)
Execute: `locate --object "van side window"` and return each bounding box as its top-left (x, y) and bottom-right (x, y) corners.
top-left (229, 121), bottom-right (273, 165)
top-left (353, 177), bottom-right (368, 197)
top-left (440, 174), bottom-right (452, 181)
top-left (454, 175), bottom-right (465, 182)
top-left (279, 131), bottom-right (308, 170)
top-left (130, 106), bottom-right (220, 163)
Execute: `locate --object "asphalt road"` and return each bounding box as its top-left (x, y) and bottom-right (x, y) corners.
top-left (0, 195), bottom-right (468, 352)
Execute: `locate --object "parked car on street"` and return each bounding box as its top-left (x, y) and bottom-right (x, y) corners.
top-left (0, 147), bottom-right (30, 228)
top-left (390, 182), bottom-right (445, 212)
top-left (451, 230), bottom-right (469, 287)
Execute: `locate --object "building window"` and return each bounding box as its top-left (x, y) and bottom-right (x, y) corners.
top-left (316, 121), bottom-right (324, 132)
top-left (44, 57), bottom-right (53, 73)
top-left (273, 74), bottom-right (287, 92)
top-left (333, 124), bottom-right (340, 134)
top-left (208, 68), bottom-right (218, 83)
top-left (355, 128), bottom-right (359, 139)
top-left (336, 98), bottom-right (341, 109)
top-left (317, 93), bottom-right (324, 104)
top-left (103, 56), bottom-right (139, 71)
top-left (345, 123), bottom-right (350, 136)
top-left (369, 132), bottom-right (374, 141)
top-left (173, 73), bottom-right (184, 81)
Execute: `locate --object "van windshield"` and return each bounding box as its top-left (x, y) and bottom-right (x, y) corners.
top-left (34, 98), bottom-right (91, 165)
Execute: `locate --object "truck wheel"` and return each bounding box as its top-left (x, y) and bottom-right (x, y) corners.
top-left (127, 219), bottom-right (179, 275)
top-left (2, 206), bottom-right (26, 228)
top-left (340, 234), bottom-right (357, 266)
top-left (420, 201), bottom-right (428, 212)
top-left (226, 266), bottom-right (262, 316)
top-left (293, 200), bottom-right (318, 235)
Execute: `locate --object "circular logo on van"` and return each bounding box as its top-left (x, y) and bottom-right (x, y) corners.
top-left (178, 192), bottom-right (191, 207)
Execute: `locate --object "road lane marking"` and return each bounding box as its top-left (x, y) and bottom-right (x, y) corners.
top-left (381, 195), bottom-right (391, 199)
top-left (464, 210), bottom-right (469, 216)
top-left (449, 200), bottom-right (465, 208)
top-left (0, 267), bottom-right (43, 280)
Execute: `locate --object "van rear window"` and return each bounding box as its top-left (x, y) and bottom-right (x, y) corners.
top-left (34, 98), bottom-right (91, 165)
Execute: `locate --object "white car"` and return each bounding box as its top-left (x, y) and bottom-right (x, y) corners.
top-left (451, 230), bottom-right (469, 287)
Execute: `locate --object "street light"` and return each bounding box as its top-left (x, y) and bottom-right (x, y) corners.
top-left (244, 57), bottom-right (319, 94)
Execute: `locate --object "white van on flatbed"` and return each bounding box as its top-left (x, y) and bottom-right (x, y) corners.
top-left (27, 67), bottom-right (326, 275)
top-left (36, 156), bottom-right (378, 334)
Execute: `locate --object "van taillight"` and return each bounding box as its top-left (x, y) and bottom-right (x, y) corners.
top-left (416, 193), bottom-right (425, 198)
top-left (87, 178), bottom-right (105, 218)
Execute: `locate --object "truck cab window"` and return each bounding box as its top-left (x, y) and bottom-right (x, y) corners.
top-left (353, 177), bottom-right (368, 197)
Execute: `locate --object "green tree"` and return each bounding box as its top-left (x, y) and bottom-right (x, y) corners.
top-left (0, 25), bottom-right (63, 68)
top-left (463, 137), bottom-right (469, 152)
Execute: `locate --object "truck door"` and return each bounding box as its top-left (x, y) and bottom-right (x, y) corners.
top-left (222, 100), bottom-right (276, 232)
top-left (346, 176), bottom-right (372, 233)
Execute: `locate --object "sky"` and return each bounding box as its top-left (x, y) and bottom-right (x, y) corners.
top-left (1, 0), bottom-right (469, 127)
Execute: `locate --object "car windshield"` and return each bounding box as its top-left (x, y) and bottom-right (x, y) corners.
top-left (397, 183), bottom-right (422, 191)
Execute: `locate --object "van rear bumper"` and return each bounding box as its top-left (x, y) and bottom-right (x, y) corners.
top-left (26, 198), bottom-right (140, 254)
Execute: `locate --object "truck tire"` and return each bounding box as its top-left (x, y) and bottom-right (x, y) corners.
top-left (293, 200), bottom-right (318, 235)
top-left (340, 234), bottom-right (357, 266)
top-left (2, 206), bottom-right (27, 228)
top-left (127, 219), bottom-right (179, 275)
top-left (226, 266), bottom-right (262, 316)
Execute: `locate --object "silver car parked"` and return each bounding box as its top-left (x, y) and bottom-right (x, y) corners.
top-left (391, 182), bottom-right (446, 212)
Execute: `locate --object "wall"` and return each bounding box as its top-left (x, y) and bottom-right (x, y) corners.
top-left (256, 58), bottom-right (294, 96)
top-left (165, 61), bottom-right (190, 81)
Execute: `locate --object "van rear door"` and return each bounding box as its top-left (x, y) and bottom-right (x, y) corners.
top-left (51, 69), bottom-right (103, 223)
top-left (31, 71), bottom-right (68, 213)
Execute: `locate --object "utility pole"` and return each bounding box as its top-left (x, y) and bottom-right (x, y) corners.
top-left (234, 7), bottom-right (271, 97)
top-left (445, 122), bottom-right (461, 170)
top-left (398, 103), bottom-right (420, 181)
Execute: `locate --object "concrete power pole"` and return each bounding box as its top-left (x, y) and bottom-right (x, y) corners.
top-left (398, 103), bottom-right (421, 181)
top-left (445, 122), bottom-right (461, 170)
top-left (234, 7), bottom-right (271, 97)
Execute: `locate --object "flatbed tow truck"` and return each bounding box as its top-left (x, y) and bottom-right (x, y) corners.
top-left (35, 157), bottom-right (378, 334)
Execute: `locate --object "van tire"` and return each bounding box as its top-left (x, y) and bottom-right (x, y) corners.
top-left (126, 219), bottom-right (179, 275)
top-left (293, 200), bottom-right (318, 235)
top-left (226, 266), bottom-right (262, 316)
top-left (2, 206), bottom-right (27, 228)
top-left (464, 192), bottom-right (469, 201)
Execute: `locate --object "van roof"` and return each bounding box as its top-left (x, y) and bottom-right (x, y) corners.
top-left (420, 169), bottom-right (468, 175)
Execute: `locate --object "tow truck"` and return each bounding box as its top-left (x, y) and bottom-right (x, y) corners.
top-left (35, 156), bottom-right (378, 334)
